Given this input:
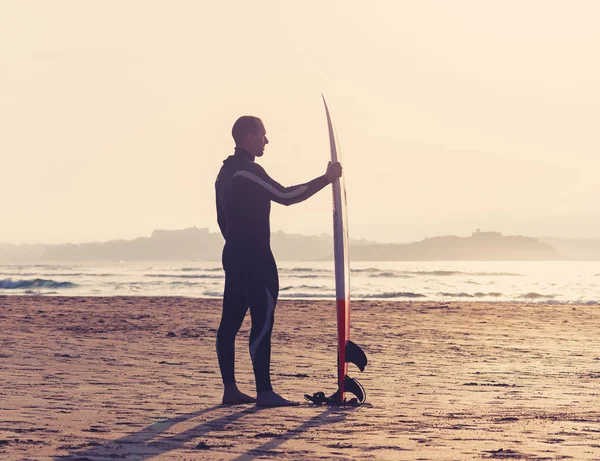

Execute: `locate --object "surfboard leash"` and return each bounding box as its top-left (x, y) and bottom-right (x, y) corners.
top-left (304, 375), bottom-right (366, 406)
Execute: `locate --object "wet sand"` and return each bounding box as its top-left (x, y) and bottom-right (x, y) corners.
top-left (1, 295), bottom-right (599, 460)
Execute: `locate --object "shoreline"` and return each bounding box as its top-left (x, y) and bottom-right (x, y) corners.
top-left (2, 296), bottom-right (600, 459)
top-left (2, 294), bottom-right (599, 305)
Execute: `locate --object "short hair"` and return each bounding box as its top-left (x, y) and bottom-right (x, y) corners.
top-left (232, 116), bottom-right (263, 145)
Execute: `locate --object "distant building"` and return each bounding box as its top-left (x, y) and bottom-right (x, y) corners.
top-left (472, 230), bottom-right (503, 238)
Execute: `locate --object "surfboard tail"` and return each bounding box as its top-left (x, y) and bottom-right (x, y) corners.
top-left (336, 298), bottom-right (349, 403)
top-left (337, 303), bottom-right (368, 403)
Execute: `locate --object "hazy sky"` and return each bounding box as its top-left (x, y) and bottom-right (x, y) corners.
top-left (2, 1), bottom-right (599, 244)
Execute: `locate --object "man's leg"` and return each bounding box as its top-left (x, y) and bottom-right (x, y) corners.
top-left (247, 252), bottom-right (297, 406)
top-left (248, 284), bottom-right (277, 394)
top-left (216, 252), bottom-right (255, 404)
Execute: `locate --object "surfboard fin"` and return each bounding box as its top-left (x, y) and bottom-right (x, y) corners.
top-left (345, 340), bottom-right (368, 372)
top-left (341, 374), bottom-right (366, 404)
top-left (304, 375), bottom-right (366, 406)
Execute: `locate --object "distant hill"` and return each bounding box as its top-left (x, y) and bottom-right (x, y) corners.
top-left (348, 231), bottom-right (563, 261)
top-left (40, 228), bottom-right (225, 262)
top-left (539, 237), bottom-right (600, 261)
top-left (0, 228), bottom-right (582, 262)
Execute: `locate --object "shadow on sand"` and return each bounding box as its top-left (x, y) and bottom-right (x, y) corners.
top-left (54, 405), bottom-right (250, 460)
top-left (54, 404), bottom-right (349, 460)
top-left (231, 406), bottom-right (348, 461)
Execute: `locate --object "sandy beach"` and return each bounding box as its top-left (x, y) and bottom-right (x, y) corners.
top-left (1, 295), bottom-right (599, 460)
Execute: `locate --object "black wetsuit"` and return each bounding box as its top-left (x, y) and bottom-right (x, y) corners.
top-left (215, 147), bottom-right (330, 392)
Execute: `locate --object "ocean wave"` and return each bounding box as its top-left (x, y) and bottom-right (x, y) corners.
top-left (178, 267), bottom-right (222, 272)
top-left (438, 292), bottom-right (472, 297)
top-left (168, 281), bottom-right (203, 286)
top-left (362, 292), bottom-right (426, 299)
top-left (32, 264), bottom-right (71, 268)
top-left (372, 271), bottom-right (397, 277)
top-left (286, 274), bottom-right (323, 279)
top-left (409, 271), bottom-right (522, 277)
top-left (280, 267), bottom-right (332, 274)
top-left (353, 270), bottom-right (522, 278)
top-left (145, 274), bottom-right (223, 279)
top-left (13, 264), bottom-right (73, 269)
top-left (0, 278), bottom-right (77, 290)
top-left (536, 299), bottom-right (598, 305)
top-left (280, 285), bottom-right (328, 292)
top-left (367, 271), bottom-right (413, 278)
top-left (1, 272), bottom-right (115, 278)
top-left (279, 293), bottom-right (333, 298)
top-left (46, 272), bottom-right (116, 277)
top-left (1, 265), bottom-right (73, 270)
top-left (438, 292), bottom-right (503, 298)
top-left (517, 292), bottom-right (557, 299)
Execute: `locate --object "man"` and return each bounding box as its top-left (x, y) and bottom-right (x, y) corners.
top-left (215, 115), bottom-right (342, 406)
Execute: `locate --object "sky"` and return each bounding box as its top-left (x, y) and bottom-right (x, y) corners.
top-left (1, 0), bottom-right (599, 244)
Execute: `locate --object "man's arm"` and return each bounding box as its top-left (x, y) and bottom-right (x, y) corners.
top-left (232, 162), bottom-right (342, 206)
top-left (216, 187), bottom-right (227, 238)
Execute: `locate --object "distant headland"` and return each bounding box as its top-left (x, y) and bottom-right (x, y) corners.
top-left (2, 228), bottom-right (600, 262)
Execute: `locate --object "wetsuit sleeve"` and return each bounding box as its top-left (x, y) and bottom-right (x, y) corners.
top-left (233, 166), bottom-right (331, 206)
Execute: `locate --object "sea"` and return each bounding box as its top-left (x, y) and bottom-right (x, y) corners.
top-left (1, 261), bottom-right (599, 304)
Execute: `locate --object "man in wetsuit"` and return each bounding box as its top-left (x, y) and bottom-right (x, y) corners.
top-left (215, 115), bottom-right (342, 406)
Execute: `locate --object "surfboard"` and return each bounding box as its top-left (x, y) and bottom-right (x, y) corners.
top-left (319, 96), bottom-right (367, 405)
top-left (322, 96), bottom-right (351, 402)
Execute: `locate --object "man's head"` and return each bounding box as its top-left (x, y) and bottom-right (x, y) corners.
top-left (232, 116), bottom-right (269, 158)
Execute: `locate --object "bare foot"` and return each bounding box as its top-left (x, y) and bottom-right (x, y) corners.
top-left (222, 385), bottom-right (256, 405)
top-left (256, 390), bottom-right (299, 407)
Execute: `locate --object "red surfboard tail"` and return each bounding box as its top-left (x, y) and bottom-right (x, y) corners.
top-left (336, 298), bottom-right (350, 404)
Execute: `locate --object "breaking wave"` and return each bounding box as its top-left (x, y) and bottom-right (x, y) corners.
top-left (145, 274), bottom-right (223, 279)
top-left (367, 271), bottom-right (413, 279)
top-left (517, 292), bottom-right (557, 299)
top-left (286, 274), bottom-right (323, 279)
top-left (353, 270), bottom-right (522, 278)
top-left (279, 293), bottom-right (333, 298)
top-left (438, 292), bottom-right (503, 298)
top-left (408, 271), bottom-right (522, 277)
top-left (0, 278), bottom-right (77, 290)
top-left (280, 285), bottom-right (328, 292)
top-left (41, 272), bottom-right (115, 277)
top-left (362, 292), bottom-right (426, 299)
top-left (280, 267), bottom-right (332, 274)
top-left (178, 267), bottom-right (222, 272)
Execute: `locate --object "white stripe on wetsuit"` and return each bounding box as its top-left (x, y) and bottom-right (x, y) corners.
top-left (233, 170), bottom-right (308, 199)
top-left (250, 286), bottom-right (276, 364)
